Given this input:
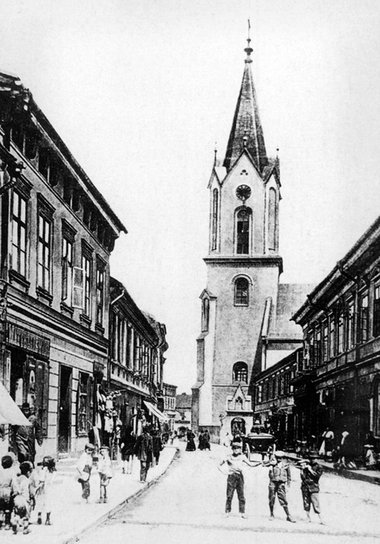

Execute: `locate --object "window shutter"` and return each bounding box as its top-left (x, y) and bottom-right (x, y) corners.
top-left (72, 266), bottom-right (84, 308)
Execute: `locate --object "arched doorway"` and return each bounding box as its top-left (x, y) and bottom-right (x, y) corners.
top-left (231, 417), bottom-right (246, 436)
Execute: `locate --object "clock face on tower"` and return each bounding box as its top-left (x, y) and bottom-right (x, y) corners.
top-left (236, 184), bottom-right (251, 201)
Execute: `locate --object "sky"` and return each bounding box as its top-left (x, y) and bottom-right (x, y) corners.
top-left (1, 0), bottom-right (380, 393)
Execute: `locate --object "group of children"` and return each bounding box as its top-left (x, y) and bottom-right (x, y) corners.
top-left (219, 441), bottom-right (324, 524)
top-left (0, 453), bottom-right (56, 535)
top-left (77, 444), bottom-right (113, 504)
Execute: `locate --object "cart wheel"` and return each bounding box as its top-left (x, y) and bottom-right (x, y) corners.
top-left (245, 443), bottom-right (250, 460)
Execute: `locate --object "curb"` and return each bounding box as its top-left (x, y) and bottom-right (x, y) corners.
top-left (63, 447), bottom-right (181, 544)
top-left (284, 453), bottom-right (380, 486)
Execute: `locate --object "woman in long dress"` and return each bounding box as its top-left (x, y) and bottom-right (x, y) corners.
top-left (186, 430), bottom-right (196, 451)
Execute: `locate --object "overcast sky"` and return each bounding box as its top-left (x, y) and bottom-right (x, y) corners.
top-left (2, 0), bottom-right (380, 392)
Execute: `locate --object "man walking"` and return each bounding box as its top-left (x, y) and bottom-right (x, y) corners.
top-left (134, 426), bottom-right (153, 483)
top-left (265, 450), bottom-right (296, 523)
top-left (13, 403), bottom-right (42, 465)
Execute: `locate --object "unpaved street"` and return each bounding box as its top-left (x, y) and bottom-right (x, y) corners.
top-left (79, 444), bottom-right (380, 544)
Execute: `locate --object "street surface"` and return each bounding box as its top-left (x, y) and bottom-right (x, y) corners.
top-left (79, 442), bottom-right (380, 544)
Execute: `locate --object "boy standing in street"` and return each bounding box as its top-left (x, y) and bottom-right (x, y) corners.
top-left (218, 441), bottom-right (261, 518)
top-left (265, 450), bottom-right (296, 523)
top-left (298, 454), bottom-right (324, 524)
top-left (77, 444), bottom-right (94, 503)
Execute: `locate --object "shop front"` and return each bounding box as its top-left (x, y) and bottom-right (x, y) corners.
top-left (2, 322), bottom-right (50, 454)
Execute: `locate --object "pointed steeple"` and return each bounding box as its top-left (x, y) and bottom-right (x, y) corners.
top-left (223, 28), bottom-right (268, 172)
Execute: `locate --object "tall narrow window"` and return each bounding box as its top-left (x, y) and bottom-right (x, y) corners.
top-left (347, 299), bottom-right (355, 348)
top-left (96, 261), bottom-right (105, 325)
top-left (11, 191), bottom-right (27, 277)
top-left (82, 253), bottom-right (92, 317)
top-left (77, 372), bottom-right (92, 435)
top-left (234, 277), bottom-right (249, 306)
top-left (236, 208), bottom-right (251, 254)
top-left (37, 215), bottom-right (51, 291)
top-left (337, 312), bottom-right (344, 354)
top-left (322, 321), bottom-right (328, 362)
top-left (201, 298), bottom-right (210, 332)
top-left (211, 188), bottom-right (218, 251)
top-left (329, 318), bottom-right (335, 358)
top-left (315, 328), bottom-right (322, 366)
top-left (359, 293), bottom-right (369, 343)
top-left (62, 237), bottom-right (73, 304)
top-left (373, 286), bottom-right (380, 338)
top-left (268, 187), bottom-right (277, 251)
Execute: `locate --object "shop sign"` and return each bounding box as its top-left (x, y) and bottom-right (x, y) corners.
top-left (6, 323), bottom-right (50, 358)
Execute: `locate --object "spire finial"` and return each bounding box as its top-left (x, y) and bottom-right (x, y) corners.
top-left (214, 142), bottom-right (218, 166)
top-left (244, 19), bottom-right (253, 63)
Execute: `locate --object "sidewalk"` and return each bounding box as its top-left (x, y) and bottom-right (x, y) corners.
top-left (0, 445), bottom-right (178, 544)
top-left (284, 451), bottom-right (380, 485)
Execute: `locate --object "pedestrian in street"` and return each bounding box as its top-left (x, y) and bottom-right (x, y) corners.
top-left (185, 429), bottom-right (196, 452)
top-left (319, 427), bottom-right (334, 460)
top-left (120, 425), bottom-right (136, 475)
top-left (152, 429), bottom-right (163, 466)
top-left (264, 450), bottom-right (296, 523)
top-left (35, 456), bottom-right (56, 526)
top-left (218, 441), bottom-right (261, 518)
top-left (98, 446), bottom-right (112, 503)
top-left (134, 426), bottom-right (153, 483)
top-left (76, 443), bottom-right (94, 503)
top-left (0, 454), bottom-right (17, 530)
top-left (337, 426), bottom-right (355, 468)
top-left (13, 402), bottom-right (43, 465)
top-left (297, 454), bottom-right (324, 524)
top-left (12, 461), bottom-right (35, 534)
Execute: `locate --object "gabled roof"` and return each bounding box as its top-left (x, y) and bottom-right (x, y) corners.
top-left (199, 288), bottom-right (217, 300)
top-left (268, 283), bottom-right (315, 339)
top-left (223, 43), bottom-right (268, 173)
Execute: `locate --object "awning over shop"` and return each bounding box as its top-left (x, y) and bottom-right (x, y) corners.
top-left (0, 382), bottom-right (31, 425)
top-left (143, 401), bottom-right (166, 422)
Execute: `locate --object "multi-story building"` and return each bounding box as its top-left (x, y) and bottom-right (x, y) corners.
top-left (163, 382), bottom-right (177, 432)
top-left (109, 277), bottom-right (168, 434)
top-left (292, 216), bottom-right (380, 454)
top-left (0, 71), bottom-right (126, 457)
top-left (252, 348), bottom-right (302, 448)
top-left (192, 38), bottom-right (310, 442)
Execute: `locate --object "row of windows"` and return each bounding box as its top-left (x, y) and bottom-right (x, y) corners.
top-left (305, 285), bottom-right (380, 368)
top-left (210, 187), bottom-right (277, 254)
top-left (110, 312), bottom-right (156, 381)
top-left (11, 189), bottom-right (105, 325)
top-left (256, 367), bottom-right (294, 403)
top-left (11, 125), bottom-right (115, 252)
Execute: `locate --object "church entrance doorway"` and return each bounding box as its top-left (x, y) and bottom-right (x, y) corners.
top-left (231, 417), bottom-right (246, 437)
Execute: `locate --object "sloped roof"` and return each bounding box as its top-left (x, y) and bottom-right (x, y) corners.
top-left (268, 283), bottom-right (314, 339)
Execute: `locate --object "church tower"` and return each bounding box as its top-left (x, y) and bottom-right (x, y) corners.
top-left (192, 35), bottom-right (284, 440)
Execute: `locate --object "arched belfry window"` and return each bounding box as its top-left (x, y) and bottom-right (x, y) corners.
top-left (234, 277), bottom-right (249, 306)
top-left (211, 188), bottom-right (218, 251)
top-left (201, 298), bottom-right (210, 332)
top-left (268, 188), bottom-right (277, 251)
top-left (233, 362), bottom-right (248, 383)
top-left (236, 208), bottom-right (251, 254)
